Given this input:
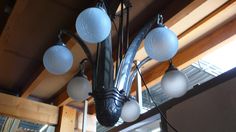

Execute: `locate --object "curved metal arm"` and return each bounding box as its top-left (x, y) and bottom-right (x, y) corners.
top-left (58, 30), bottom-right (96, 91)
top-left (114, 16), bottom-right (157, 93)
top-left (125, 57), bottom-right (152, 96)
top-left (58, 30), bottom-right (94, 64)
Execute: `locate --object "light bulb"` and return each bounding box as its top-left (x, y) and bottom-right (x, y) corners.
top-left (75, 7), bottom-right (111, 43)
top-left (43, 44), bottom-right (73, 75)
top-left (121, 100), bottom-right (140, 122)
top-left (161, 70), bottom-right (188, 98)
top-left (144, 27), bottom-right (178, 62)
top-left (67, 76), bottom-right (92, 102)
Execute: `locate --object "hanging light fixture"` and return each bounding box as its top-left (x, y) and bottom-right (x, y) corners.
top-left (43, 43), bottom-right (73, 75)
top-left (121, 99), bottom-right (140, 122)
top-left (75, 7), bottom-right (111, 43)
top-left (67, 59), bottom-right (92, 102)
top-left (43, 0), bottom-right (188, 127)
top-left (161, 60), bottom-right (188, 98)
top-left (144, 15), bottom-right (178, 62)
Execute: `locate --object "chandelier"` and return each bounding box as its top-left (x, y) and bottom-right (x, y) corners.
top-left (42, 0), bottom-right (188, 127)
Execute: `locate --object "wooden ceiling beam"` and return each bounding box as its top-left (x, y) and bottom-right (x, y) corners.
top-left (55, 106), bottom-right (76, 132)
top-left (0, 92), bottom-right (59, 125)
top-left (53, 87), bottom-right (73, 107)
top-left (178, 0), bottom-right (236, 40)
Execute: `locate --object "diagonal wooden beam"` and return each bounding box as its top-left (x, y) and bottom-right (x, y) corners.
top-left (53, 87), bottom-right (73, 107)
top-left (0, 92), bottom-right (59, 125)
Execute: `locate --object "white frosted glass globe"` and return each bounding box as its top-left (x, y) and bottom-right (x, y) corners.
top-left (121, 100), bottom-right (140, 122)
top-left (75, 7), bottom-right (111, 43)
top-left (67, 76), bottom-right (92, 102)
top-left (161, 70), bottom-right (188, 98)
top-left (144, 27), bottom-right (178, 62)
top-left (43, 45), bottom-right (73, 75)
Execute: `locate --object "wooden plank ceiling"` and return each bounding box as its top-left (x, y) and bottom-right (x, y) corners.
top-left (0, 0), bottom-right (96, 95)
top-left (0, 0), bottom-right (236, 114)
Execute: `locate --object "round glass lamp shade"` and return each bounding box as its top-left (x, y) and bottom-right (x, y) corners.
top-left (75, 7), bottom-right (111, 43)
top-left (121, 100), bottom-right (140, 122)
top-left (43, 45), bottom-right (73, 75)
top-left (144, 27), bottom-right (178, 62)
top-left (67, 76), bottom-right (92, 102)
top-left (161, 70), bottom-right (188, 98)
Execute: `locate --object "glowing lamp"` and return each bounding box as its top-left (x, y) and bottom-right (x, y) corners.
top-left (75, 7), bottom-right (111, 43)
top-left (121, 100), bottom-right (140, 122)
top-left (43, 44), bottom-right (73, 75)
top-left (161, 69), bottom-right (188, 98)
top-left (144, 27), bottom-right (178, 62)
top-left (67, 76), bottom-right (92, 102)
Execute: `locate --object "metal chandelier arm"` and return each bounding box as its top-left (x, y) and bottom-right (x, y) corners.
top-left (114, 16), bottom-right (157, 93)
top-left (58, 30), bottom-right (94, 64)
top-left (125, 56), bottom-right (152, 96)
top-left (58, 29), bottom-right (96, 90)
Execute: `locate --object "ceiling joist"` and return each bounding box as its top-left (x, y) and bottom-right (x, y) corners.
top-left (0, 92), bottom-right (59, 125)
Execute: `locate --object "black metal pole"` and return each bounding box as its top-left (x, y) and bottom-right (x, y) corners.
top-left (125, 7), bottom-right (130, 52)
top-left (120, 0), bottom-right (124, 59)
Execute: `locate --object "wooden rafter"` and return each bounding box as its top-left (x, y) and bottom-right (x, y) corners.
top-left (0, 92), bottom-right (59, 125)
